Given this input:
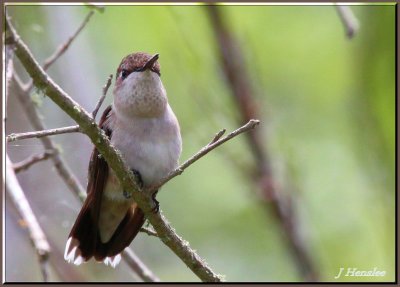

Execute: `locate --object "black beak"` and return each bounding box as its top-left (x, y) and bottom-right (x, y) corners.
top-left (141, 53), bottom-right (159, 71)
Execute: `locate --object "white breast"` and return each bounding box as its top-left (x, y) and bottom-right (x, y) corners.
top-left (110, 105), bottom-right (182, 186)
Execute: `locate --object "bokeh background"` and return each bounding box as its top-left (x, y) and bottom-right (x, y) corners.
top-left (5, 4), bottom-right (395, 282)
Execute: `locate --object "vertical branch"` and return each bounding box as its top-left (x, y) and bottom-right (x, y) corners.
top-left (335, 5), bottom-right (359, 39)
top-left (6, 155), bottom-right (51, 282)
top-left (207, 6), bottom-right (318, 281)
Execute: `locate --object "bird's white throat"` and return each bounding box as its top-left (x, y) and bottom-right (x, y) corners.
top-left (113, 70), bottom-right (167, 118)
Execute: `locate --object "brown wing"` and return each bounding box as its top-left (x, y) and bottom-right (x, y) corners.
top-left (65, 105), bottom-right (144, 264)
top-left (66, 105), bottom-right (113, 261)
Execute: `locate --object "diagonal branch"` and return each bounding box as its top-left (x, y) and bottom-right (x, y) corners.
top-left (122, 249), bottom-right (160, 282)
top-left (25, 9), bottom-right (96, 91)
top-left (6, 154), bottom-right (51, 282)
top-left (42, 10), bottom-right (95, 71)
top-left (335, 5), bottom-right (359, 39)
top-left (13, 150), bottom-right (55, 173)
top-left (6, 15), bottom-right (236, 282)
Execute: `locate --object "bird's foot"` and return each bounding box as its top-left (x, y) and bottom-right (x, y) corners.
top-left (123, 169), bottom-right (143, 199)
top-left (151, 190), bottom-right (159, 213)
top-left (131, 169), bottom-right (144, 188)
top-left (123, 190), bottom-right (132, 199)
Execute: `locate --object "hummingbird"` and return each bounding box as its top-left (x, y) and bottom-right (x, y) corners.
top-left (64, 52), bottom-right (182, 267)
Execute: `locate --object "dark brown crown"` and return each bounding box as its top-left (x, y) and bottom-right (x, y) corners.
top-left (116, 52), bottom-right (161, 77)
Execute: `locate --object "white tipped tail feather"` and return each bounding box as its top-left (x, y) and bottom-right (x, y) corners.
top-left (64, 237), bottom-right (122, 268)
top-left (103, 255), bottom-right (122, 268)
top-left (64, 237), bottom-right (84, 265)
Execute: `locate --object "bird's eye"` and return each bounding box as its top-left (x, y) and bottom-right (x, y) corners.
top-left (120, 69), bottom-right (129, 79)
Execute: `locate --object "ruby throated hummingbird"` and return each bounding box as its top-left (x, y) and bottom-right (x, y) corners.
top-left (64, 52), bottom-right (182, 267)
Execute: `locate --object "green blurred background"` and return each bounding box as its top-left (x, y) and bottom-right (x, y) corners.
top-left (5, 4), bottom-right (395, 282)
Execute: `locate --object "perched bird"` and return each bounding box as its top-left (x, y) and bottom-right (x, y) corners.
top-left (64, 52), bottom-right (182, 267)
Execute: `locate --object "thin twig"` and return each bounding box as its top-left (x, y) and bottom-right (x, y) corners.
top-left (208, 129), bottom-right (226, 146)
top-left (7, 15), bottom-right (228, 282)
top-left (25, 10), bottom-right (95, 91)
top-left (335, 5), bottom-right (360, 39)
top-left (92, 74), bottom-right (113, 119)
top-left (140, 226), bottom-right (158, 237)
top-left (207, 6), bottom-right (318, 281)
top-left (6, 155), bottom-right (51, 282)
top-left (43, 9), bottom-right (95, 70)
top-left (6, 125), bottom-right (80, 142)
top-left (122, 249), bottom-right (160, 282)
top-left (13, 150), bottom-right (55, 173)
top-left (147, 120), bottom-right (259, 192)
top-left (84, 3), bottom-right (105, 13)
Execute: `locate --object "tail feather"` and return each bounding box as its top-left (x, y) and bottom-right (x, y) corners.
top-left (103, 255), bottom-right (122, 268)
top-left (64, 199), bottom-right (145, 267)
top-left (93, 203), bottom-right (145, 261)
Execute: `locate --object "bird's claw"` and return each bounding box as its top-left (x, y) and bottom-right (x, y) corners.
top-left (151, 190), bottom-right (159, 213)
top-left (131, 169), bottom-right (144, 188)
top-left (123, 169), bottom-right (143, 199)
top-left (123, 190), bottom-right (132, 199)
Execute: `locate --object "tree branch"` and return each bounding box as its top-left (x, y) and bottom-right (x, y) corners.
top-left (208, 129), bottom-right (226, 145)
top-left (121, 249), bottom-right (160, 282)
top-left (10, 72), bottom-right (87, 201)
top-left (140, 226), bottom-right (158, 237)
top-left (7, 125), bottom-right (80, 142)
top-left (92, 74), bottom-right (113, 119)
top-left (13, 150), bottom-right (55, 173)
top-left (335, 5), bottom-right (359, 39)
top-left (6, 154), bottom-right (51, 282)
top-left (7, 72), bottom-right (113, 143)
top-left (6, 14), bottom-right (232, 282)
top-left (25, 10), bottom-right (95, 92)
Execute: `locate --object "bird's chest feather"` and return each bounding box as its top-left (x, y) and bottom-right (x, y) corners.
top-left (109, 113), bottom-right (181, 186)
